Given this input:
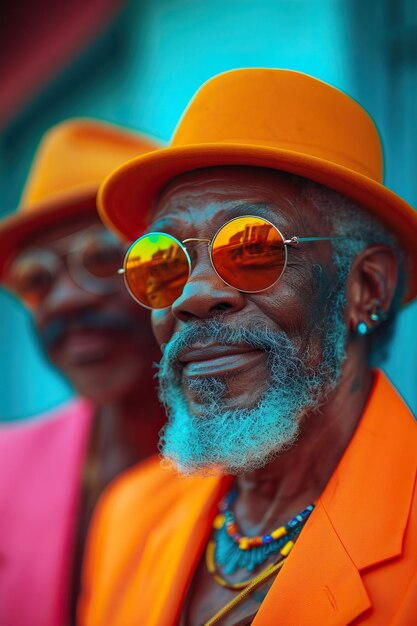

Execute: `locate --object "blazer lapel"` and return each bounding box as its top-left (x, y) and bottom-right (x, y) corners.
top-left (321, 371), bottom-right (417, 572)
top-left (253, 501), bottom-right (371, 626)
top-left (255, 371), bottom-right (417, 625)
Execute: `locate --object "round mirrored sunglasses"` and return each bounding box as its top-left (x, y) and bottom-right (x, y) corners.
top-left (120, 215), bottom-right (337, 310)
top-left (6, 227), bottom-right (125, 308)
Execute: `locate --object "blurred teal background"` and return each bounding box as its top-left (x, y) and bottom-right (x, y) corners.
top-left (1, 0), bottom-right (416, 420)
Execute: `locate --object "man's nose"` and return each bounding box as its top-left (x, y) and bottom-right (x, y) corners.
top-left (171, 251), bottom-right (246, 321)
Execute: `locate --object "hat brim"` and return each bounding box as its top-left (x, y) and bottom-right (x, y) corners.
top-left (0, 185), bottom-right (99, 282)
top-left (98, 143), bottom-right (417, 304)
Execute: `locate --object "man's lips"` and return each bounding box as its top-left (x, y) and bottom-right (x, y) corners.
top-left (179, 344), bottom-right (265, 377)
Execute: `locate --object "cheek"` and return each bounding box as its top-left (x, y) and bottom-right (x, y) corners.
top-left (252, 282), bottom-right (309, 335)
top-left (151, 309), bottom-right (177, 348)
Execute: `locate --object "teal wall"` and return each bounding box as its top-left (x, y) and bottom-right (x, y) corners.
top-left (1, 0), bottom-right (416, 419)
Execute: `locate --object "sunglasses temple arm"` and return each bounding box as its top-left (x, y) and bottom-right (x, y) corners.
top-left (284, 236), bottom-right (345, 245)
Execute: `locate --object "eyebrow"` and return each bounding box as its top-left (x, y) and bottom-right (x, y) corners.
top-left (145, 216), bottom-right (186, 233)
top-left (223, 203), bottom-right (287, 223)
top-left (148, 202), bottom-right (293, 232)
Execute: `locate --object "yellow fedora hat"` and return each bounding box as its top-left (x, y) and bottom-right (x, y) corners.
top-left (98, 68), bottom-right (417, 304)
top-left (0, 119), bottom-right (160, 281)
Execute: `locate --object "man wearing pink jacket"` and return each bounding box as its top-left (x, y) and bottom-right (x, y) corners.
top-left (0, 120), bottom-right (164, 626)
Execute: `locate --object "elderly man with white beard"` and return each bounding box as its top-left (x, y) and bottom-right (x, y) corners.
top-left (79, 70), bottom-right (417, 626)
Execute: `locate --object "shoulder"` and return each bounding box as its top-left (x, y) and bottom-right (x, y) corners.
top-left (93, 456), bottom-right (190, 529)
top-left (0, 398), bottom-right (94, 446)
top-left (80, 456), bottom-right (198, 607)
top-left (84, 456), bottom-right (208, 566)
top-left (0, 396), bottom-right (92, 431)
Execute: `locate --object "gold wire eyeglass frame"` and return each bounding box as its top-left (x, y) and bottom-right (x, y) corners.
top-left (7, 225), bottom-right (125, 303)
top-left (118, 215), bottom-right (339, 310)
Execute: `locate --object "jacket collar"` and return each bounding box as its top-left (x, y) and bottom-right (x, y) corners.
top-left (254, 370), bottom-right (417, 625)
top-left (320, 370), bottom-right (417, 571)
top-left (255, 500), bottom-right (373, 625)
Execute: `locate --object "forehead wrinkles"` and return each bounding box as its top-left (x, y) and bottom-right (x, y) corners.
top-left (152, 171), bottom-right (308, 231)
top-left (152, 178), bottom-right (246, 224)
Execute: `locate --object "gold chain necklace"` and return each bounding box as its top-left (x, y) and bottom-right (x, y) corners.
top-left (203, 557), bottom-right (287, 626)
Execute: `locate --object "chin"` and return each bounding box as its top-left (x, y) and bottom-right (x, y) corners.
top-left (71, 380), bottom-right (115, 403)
top-left (159, 409), bottom-right (299, 477)
top-left (161, 444), bottom-right (287, 477)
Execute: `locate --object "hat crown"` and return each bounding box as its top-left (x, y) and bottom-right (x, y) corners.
top-left (172, 69), bottom-right (383, 182)
top-left (21, 119), bottom-right (158, 212)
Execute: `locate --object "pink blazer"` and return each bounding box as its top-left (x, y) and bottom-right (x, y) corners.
top-left (0, 398), bottom-right (93, 626)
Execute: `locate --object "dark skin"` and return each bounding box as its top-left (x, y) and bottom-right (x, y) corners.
top-left (6, 212), bottom-right (164, 622)
top-left (149, 167), bottom-right (398, 626)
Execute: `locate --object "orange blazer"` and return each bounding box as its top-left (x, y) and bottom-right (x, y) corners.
top-left (79, 371), bottom-right (417, 625)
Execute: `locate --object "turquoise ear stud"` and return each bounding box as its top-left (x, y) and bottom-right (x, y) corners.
top-left (369, 300), bottom-right (387, 323)
top-left (357, 303), bottom-right (388, 335)
top-left (357, 321), bottom-right (368, 336)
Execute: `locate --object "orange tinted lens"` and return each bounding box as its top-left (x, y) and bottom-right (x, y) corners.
top-left (211, 216), bottom-right (286, 292)
top-left (124, 233), bottom-right (190, 309)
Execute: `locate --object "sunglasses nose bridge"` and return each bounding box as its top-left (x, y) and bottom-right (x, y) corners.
top-left (181, 237), bottom-right (211, 250)
top-left (182, 238), bottom-right (216, 281)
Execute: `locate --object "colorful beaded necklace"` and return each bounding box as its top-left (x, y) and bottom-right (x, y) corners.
top-left (208, 488), bottom-right (314, 582)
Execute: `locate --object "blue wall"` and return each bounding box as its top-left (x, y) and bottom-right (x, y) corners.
top-left (1, 0), bottom-right (416, 419)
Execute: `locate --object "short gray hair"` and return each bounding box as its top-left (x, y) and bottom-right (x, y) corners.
top-left (295, 177), bottom-right (405, 365)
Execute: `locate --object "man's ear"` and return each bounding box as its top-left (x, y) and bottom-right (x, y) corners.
top-left (345, 245), bottom-right (398, 333)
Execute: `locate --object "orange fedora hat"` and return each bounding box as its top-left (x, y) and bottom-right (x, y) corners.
top-left (0, 119), bottom-right (160, 281)
top-left (98, 68), bottom-right (417, 304)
